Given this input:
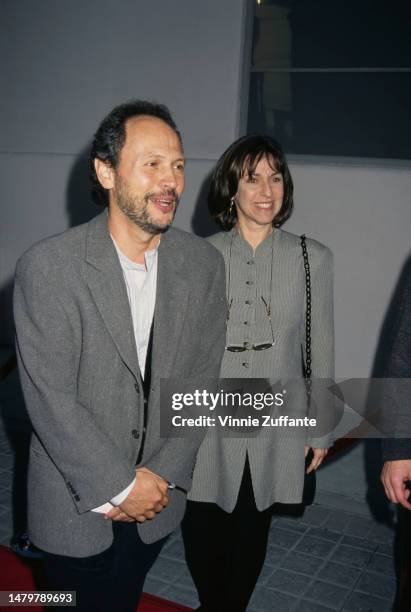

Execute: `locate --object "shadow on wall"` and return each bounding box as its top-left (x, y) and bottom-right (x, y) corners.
top-left (0, 277), bottom-right (15, 347)
top-left (66, 143), bottom-right (100, 228)
top-left (0, 141), bottom-right (99, 372)
top-left (190, 170), bottom-right (218, 238)
top-left (0, 144), bottom-right (99, 348)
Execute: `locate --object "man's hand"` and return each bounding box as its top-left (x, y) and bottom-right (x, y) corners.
top-left (106, 468), bottom-right (169, 522)
top-left (305, 446), bottom-right (328, 474)
top-left (381, 460), bottom-right (411, 510)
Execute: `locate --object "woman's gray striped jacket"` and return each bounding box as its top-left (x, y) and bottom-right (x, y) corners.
top-left (188, 227), bottom-right (334, 511)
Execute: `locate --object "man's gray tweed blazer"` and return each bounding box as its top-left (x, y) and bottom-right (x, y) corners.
top-left (14, 211), bottom-right (226, 557)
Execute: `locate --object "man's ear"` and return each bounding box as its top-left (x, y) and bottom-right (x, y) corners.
top-left (94, 158), bottom-right (115, 189)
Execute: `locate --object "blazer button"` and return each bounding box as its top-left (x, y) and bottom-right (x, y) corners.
top-left (131, 429), bottom-right (140, 439)
top-left (134, 383), bottom-right (140, 394)
top-left (74, 494), bottom-right (80, 502)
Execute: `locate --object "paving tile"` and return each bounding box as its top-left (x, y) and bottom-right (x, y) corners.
top-left (0, 450), bottom-right (13, 458)
top-left (0, 511), bottom-right (13, 528)
top-left (307, 527), bottom-right (341, 542)
top-left (161, 537), bottom-right (185, 560)
top-left (355, 571), bottom-right (396, 599)
top-left (265, 544), bottom-right (289, 566)
top-left (0, 510), bottom-right (13, 537)
top-left (343, 516), bottom-right (375, 538)
top-left (0, 466), bottom-right (12, 477)
top-left (0, 483), bottom-right (13, 496)
top-left (265, 568), bottom-right (309, 596)
top-left (367, 523), bottom-right (395, 545)
top-left (257, 562), bottom-right (276, 585)
top-left (330, 545), bottom-right (373, 568)
top-left (376, 542), bottom-right (394, 556)
top-left (295, 535), bottom-right (337, 558)
top-left (304, 580), bottom-right (349, 610)
top-left (177, 567), bottom-right (197, 591)
top-left (0, 531), bottom-right (12, 546)
top-left (0, 458), bottom-right (14, 471)
top-left (268, 526), bottom-right (303, 549)
top-left (341, 535), bottom-right (378, 552)
top-left (317, 561), bottom-right (360, 588)
top-left (281, 551), bottom-right (322, 576)
top-left (143, 576), bottom-right (170, 597)
top-left (161, 584), bottom-right (198, 609)
top-left (301, 505), bottom-right (331, 527)
top-left (275, 518), bottom-right (309, 534)
top-left (324, 510), bottom-right (353, 532)
top-left (148, 556), bottom-right (186, 583)
top-left (0, 468), bottom-right (13, 481)
top-left (366, 553), bottom-right (396, 576)
top-left (297, 601), bottom-right (335, 612)
top-left (248, 586), bottom-right (298, 612)
top-left (342, 591), bottom-right (393, 612)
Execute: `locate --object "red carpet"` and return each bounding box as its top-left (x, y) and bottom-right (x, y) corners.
top-left (0, 546), bottom-right (192, 611)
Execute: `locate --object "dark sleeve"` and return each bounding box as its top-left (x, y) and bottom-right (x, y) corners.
top-left (381, 269), bottom-right (411, 461)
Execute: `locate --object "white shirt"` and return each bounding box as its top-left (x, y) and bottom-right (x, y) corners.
top-left (114, 240), bottom-right (158, 377)
top-left (92, 238), bottom-right (159, 513)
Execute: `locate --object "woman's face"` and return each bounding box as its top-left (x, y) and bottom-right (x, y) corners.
top-left (234, 155), bottom-right (284, 229)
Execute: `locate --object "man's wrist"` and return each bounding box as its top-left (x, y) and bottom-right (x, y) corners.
top-left (110, 477), bottom-right (136, 506)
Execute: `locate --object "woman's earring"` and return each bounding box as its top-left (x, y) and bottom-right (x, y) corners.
top-left (229, 198), bottom-right (235, 215)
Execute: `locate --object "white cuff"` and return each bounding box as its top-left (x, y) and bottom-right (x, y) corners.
top-left (91, 477), bottom-right (136, 514)
top-left (110, 477), bottom-right (136, 505)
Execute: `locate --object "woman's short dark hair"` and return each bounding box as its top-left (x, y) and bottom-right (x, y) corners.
top-left (208, 134), bottom-right (294, 230)
top-left (89, 100), bottom-right (182, 207)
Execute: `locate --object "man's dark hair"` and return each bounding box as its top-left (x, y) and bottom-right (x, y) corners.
top-left (208, 134), bottom-right (294, 230)
top-left (90, 100), bottom-right (182, 207)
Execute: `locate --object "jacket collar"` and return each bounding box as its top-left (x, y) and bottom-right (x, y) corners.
top-left (84, 211), bottom-right (189, 382)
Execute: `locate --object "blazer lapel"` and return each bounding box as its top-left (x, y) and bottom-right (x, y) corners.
top-left (84, 212), bottom-right (142, 382)
top-left (151, 228), bottom-right (189, 379)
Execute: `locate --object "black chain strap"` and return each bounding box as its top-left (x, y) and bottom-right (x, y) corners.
top-left (300, 235), bottom-right (312, 404)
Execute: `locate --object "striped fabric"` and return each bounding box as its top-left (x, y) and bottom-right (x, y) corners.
top-left (188, 227), bottom-right (334, 511)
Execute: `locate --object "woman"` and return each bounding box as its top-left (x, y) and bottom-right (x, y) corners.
top-left (182, 135), bottom-right (334, 611)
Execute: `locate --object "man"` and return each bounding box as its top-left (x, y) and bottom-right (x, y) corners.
top-left (380, 262), bottom-right (411, 610)
top-left (14, 100), bottom-right (226, 611)
top-left (380, 264), bottom-right (411, 506)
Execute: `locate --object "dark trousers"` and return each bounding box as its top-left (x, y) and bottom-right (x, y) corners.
top-left (395, 506), bottom-right (411, 611)
top-left (42, 522), bottom-right (167, 612)
top-left (182, 458), bottom-right (273, 612)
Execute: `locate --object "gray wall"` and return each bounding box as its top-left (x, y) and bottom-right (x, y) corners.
top-left (1, 0), bottom-right (411, 387)
top-left (0, 0), bottom-right (249, 343)
top-left (286, 158), bottom-right (411, 379)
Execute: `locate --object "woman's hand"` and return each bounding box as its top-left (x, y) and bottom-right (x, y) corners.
top-left (305, 446), bottom-right (328, 473)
